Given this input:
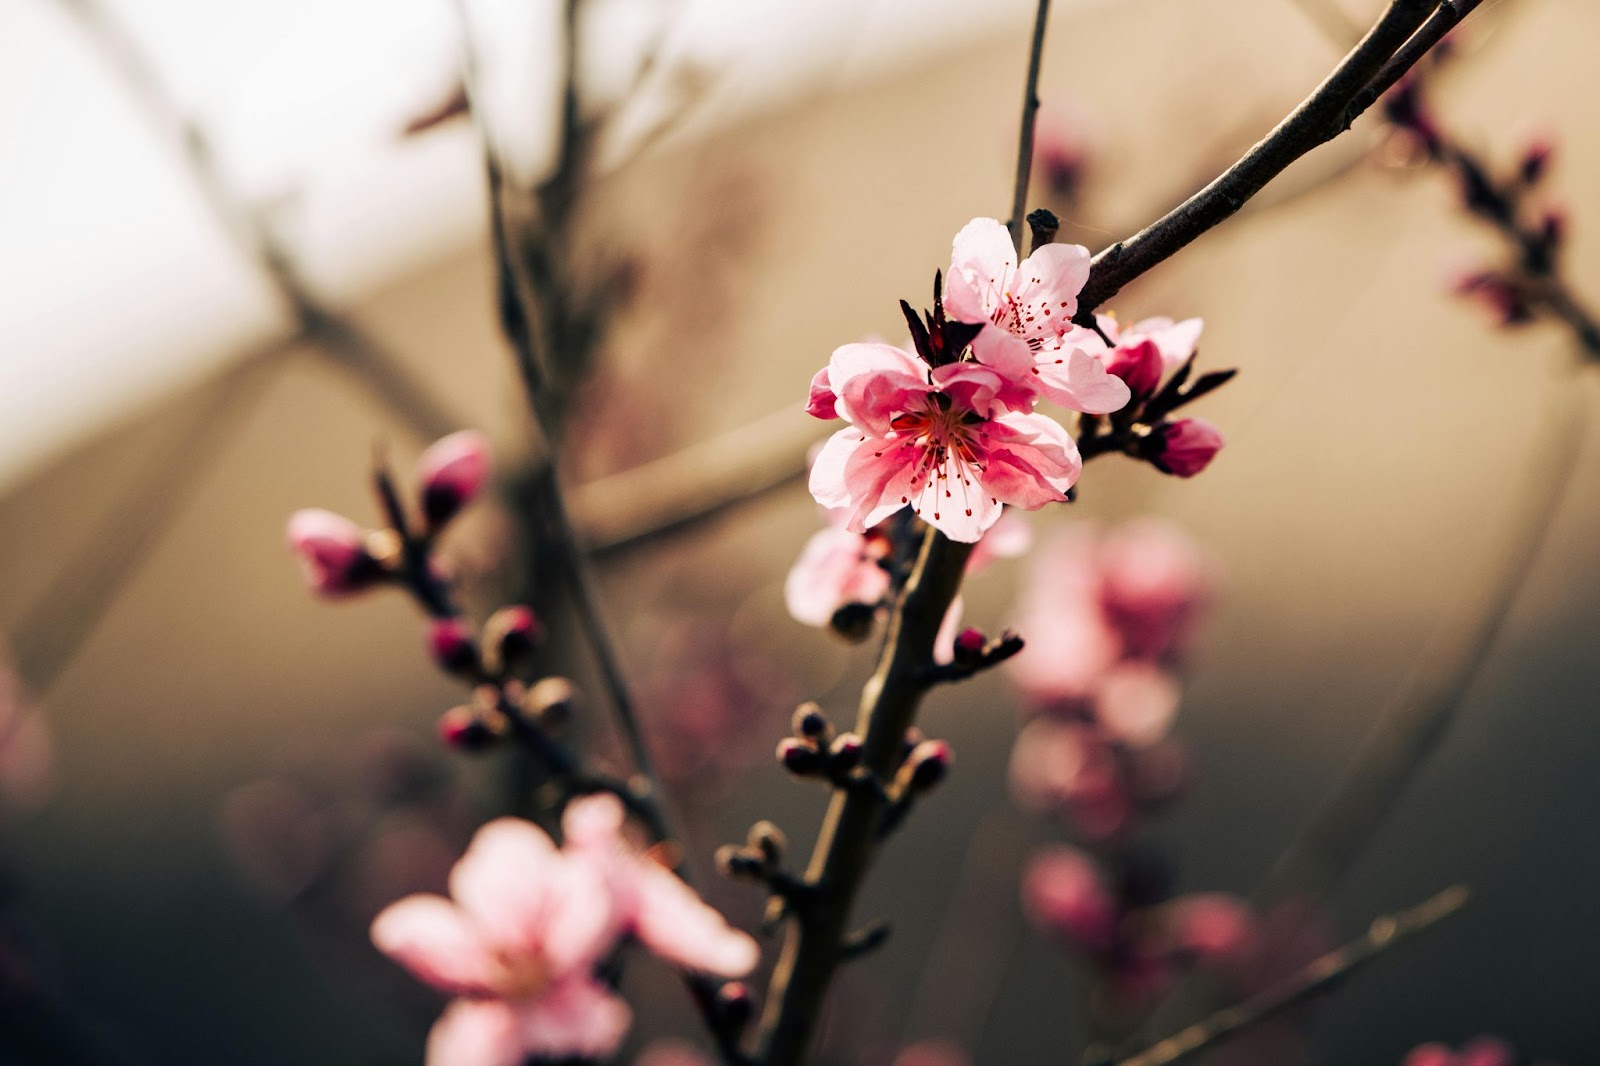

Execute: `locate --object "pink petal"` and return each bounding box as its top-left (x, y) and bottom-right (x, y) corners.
top-left (933, 596), bottom-right (964, 665)
top-left (977, 412), bottom-right (1082, 510)
top-left (1022, 846), bottom-right (1117, 951)
top-left (370, 895), bottom-right (498, 996)
top-left (1152, 418), bottom-right (1224, 478)
top-left (561, 793), bottom-right (627, 850)
top-left (910, 454), bottom-right (1003, 543)
top-left (1032, 345), bottom-right (1131, 414)
top-left (810, 430), bottom-right (924, 534)
top-left (1127, 316), bottom-right (1203, 372)
top-left (632, 863), bottom-right (760, 976)
top-left (511, 978), bottom-right (633, 1059)
top-left (416, 430), bottom-right (492, 518)
top-left (945, 217), bottom-right (1017, 324)
top-left (828, 342), bottom-right (933, 437)
top-left (1094, 662), bottom-right (1181, 748)
top-left (784, 526), bottom-right (889, 627)
top-left (285, 508), bottom-right (372, 597)
top-left (425, 1000), bottom-right (528, 1066)
top-left (931, 361), bottom-right (1008, 419)
top-left (1166, 893), bottom-right (1258, 967)
top-left (804, 367), bottom-right (838, 420)
top-left (1011, 242), bottom-right (1092, 335)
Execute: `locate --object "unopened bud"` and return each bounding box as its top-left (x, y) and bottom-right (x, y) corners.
top-left (828, 733), bottom-right (863, 773)
top-left (524, 676), bottom-right (579, 727)
top-left (1104, 338), bottom-right (1165, 401)
top-left (900, 739), bottom-right (952, 793)
top-left (286, 509), bottom-right (382, 598)
top-left (746, 821), bottom-right (787, 865)
top-left (437, 705), bottom-right (497, 750)
top-left (792, 703), bottom-right (832, 741)
top-left (829, 602), bottom-right (878, 643)
top-left (714, 844), bottom-right (765, 880)
top-left (805, 368), bottom-right (838, 421)
top-left (1145, 419), bottom-right (1224, 478)
top-left (427, 618), bottom-right (480, 678)
top-left (777, 738), bottom-right (822, 776)
top-left (416, 430), bottom-right (492, 532)
top-left (482, 605), bottom-right (543, 674)
top-left (952, 628), bottom-right (988, 669)
top-left (717, 982), bottom-right (755, 1028)
top-left (1518, 134), bottom-right (1555, 186)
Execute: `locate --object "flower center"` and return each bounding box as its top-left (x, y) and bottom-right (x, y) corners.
top-left (490, 948), bottom-right (552, 1001)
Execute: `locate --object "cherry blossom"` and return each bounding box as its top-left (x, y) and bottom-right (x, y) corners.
top-left (417, 430), bottom-right (493, 531)
top-left (286, 508), bottom-right (380, 598)
top-left (807, 341), bottom-right (1081, 542)
top-left (371, 798), bottom-right (757, 1065)
top-left (1148, 418), bottom-right (1225, 478)
top-left (943, 217), bottom-right (1129, 415)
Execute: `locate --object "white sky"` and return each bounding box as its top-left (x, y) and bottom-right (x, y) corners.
top-left (0, 0), bottom-right (1116, 488)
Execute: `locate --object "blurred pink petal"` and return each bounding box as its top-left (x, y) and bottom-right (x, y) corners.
top-left (1095, 662), bottom-right (1181, 748)
top-left (286, 508), bottom-right (378, 597)
top-left (1167, 893), bottom-right (1259, 968)
top-left (417, 430), bottom-right (492, 528)
top-left (1023, 845), bottom-right (1117, 951)
top-left (371, 895), bottom-right (499, 996)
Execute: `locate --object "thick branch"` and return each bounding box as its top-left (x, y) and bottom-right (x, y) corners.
top-left (754, 530), bottom-right (974, 1066)
top-left (1077, 0), bottom-right (1453, 313)
top-left (1116, 885), bottom-right (1469, 1066)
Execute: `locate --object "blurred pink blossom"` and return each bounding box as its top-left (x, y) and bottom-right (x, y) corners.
top-left (1023, 845), bottom-right (1117, 951)
top-left (372, 798), bottom-right (756, 1064)
top-left (1403, 1038), bottom-right (1518, 1066)
top-left (807, 341), bottom-right (1081, 542)
top-left (1166, 893), bottom-right (1259, 967)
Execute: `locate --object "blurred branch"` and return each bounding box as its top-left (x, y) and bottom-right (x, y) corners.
top-left (1114, 886), bottom-right (1470, 1066)
top-left (571, 408), bottom-right (822, 555)
top-left (8, 351), bottom-right (276, 696)
top-left (1077, 0), bottom-right (1477, 315)
top-left (57, 0), bottom-right (458, 442)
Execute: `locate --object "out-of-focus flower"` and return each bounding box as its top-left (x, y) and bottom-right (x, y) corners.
top-left (1165, 893), bottom-right (1258, 967)
top-left (372, 799), bottom-right (756, 1064)
top-left (1402, 1037), bottom-right (1519, 1066)
top-left (1097, 518), bottom-right (1213, 661)
top-left (807, 341), bottom-right (1081, 542)
top-left (1146, 418), bottom-right (1225, 478)
top-left (784, 514), bottom-right (893, 628)
top-left (286, 508), bottom-right (382, 598)
top-left (1033, 100), bottom-right (1095, 202)
top-left (417, 430), bottom-right (492, 531)
top-left (945, 218), bottom-right (1130, 416)
top-left (1023, 845), bottom-right (1117, 951)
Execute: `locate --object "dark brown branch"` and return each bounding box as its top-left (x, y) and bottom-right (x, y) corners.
top-left (1117, 886), bottom-right (1469, 1066)
top-left (1077, 0), bottom-right (1459, 314)
top-left (1008, 0), bottom-right (1053, 247)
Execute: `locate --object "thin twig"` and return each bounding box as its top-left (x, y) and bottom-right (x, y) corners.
top-left (1077, 0), bottom-right (1464, 314)
top-left (1116, 885), bottom-right (1470, 1066)
top-left (1008, 0), bottom-right (1053, 247)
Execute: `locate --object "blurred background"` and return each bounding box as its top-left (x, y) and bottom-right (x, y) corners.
top-left (2, 0), bottom-right (1598, 1062)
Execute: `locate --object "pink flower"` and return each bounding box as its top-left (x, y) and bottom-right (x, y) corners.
top-left (561, 794), bottom-right (761, 978)
top-left (417, 430), bottom-right (492, 530)
top-left (1095, 661), bottom-right (1181, 748)
top-left (1403, 1039), bottom-right (1517, 1066)
top-left (1166, 893), bottom-right (1258, 968)
top-left (286, 508), bottom-right (380, 597)
top-left (1148, 418), bottom-right (1225, 478)
top-left (783, 515), bottom-right (892, 628)
top-left (944, 218), bottom-right (1129, 416)
top-left (1008, 528), bottom-right (1122, 706)
top-left (1023, 845), bottom-right (1117, 951)
top-left (372, 799), bottom-right (756, 1065)
top-left (807, 341), bottom-right (1081, 542)
top-left (1097, 518), bottom-right (1212, 661)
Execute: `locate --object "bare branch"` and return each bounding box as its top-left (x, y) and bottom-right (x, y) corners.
top-left (1116, 886), bottom-right (1470, 1066)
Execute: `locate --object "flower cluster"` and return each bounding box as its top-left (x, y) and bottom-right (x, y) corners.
top-left (805, 219), bottom-right (1230, 544)
top-left (372, 796), bottom-right (758, 1064)
top-left (1004, 519), bottom-right (1255, 1024)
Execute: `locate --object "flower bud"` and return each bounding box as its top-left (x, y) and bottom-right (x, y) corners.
top-left (777, 738), bottom-right (822, 776)
top-left (1104, 338), bottom-right (1165, 401)
top-left (286, 509), bottom-right (383, 598)
top-left (437, 705), bottom-right (497, 750)
top-left (829, 602), bottom-right (878, 643)
top-left (427, 618), bottom-right (480, 678)
top-left (524, 676), bottom-right (579, 727)
top-left (791, 702), bottom-right (832, 741)
top-left (804, 367), bottom-right (838, 420)
top-left (1147, 419), bottom-right (1224, 478)
top-left (416, 430), bottom-right (492, 531)
top-left (951, 628), bottom-right (988, 669)
top-left (900, 739), bottom-right (952, 793)
top-left (482, 605), bottom-right (543, 675)
top-left (716, 982), bottom-right (755, 1028)
top-left (828, 733), bottom-right (863, 773)
top-left (746, 820), bottom-right (787, 865)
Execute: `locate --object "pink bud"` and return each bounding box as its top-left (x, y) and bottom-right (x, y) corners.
top-left (1104, 338), bottom-right (1165, 400)
top-left (805, 367), bottom-right (838, 420)
top-left (952, 627), bottom-right (987, 667)
top-left (1022, 846), bottom-right (1117, 951)
top-left (482, 605), bottom-right (543, 672)
top-left (427, 618), bottom-right (480, 678)
top-left (904, 739), bottom-right (952, 791)
top-left (1149, 419), bottom-right (1224, 478)
top-left (416, 430), bottom-right (492, 530)
top-left (286, 509), bottom-right (379, 597)
top-left (436, 705), bottom-right (496, 750)
top-left (1167, 893), bottom-right (1257, 967)
top-left (777, 737), bottom-right (822, 776)
top-left (1519, 134), bottom-right (1555, 185)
